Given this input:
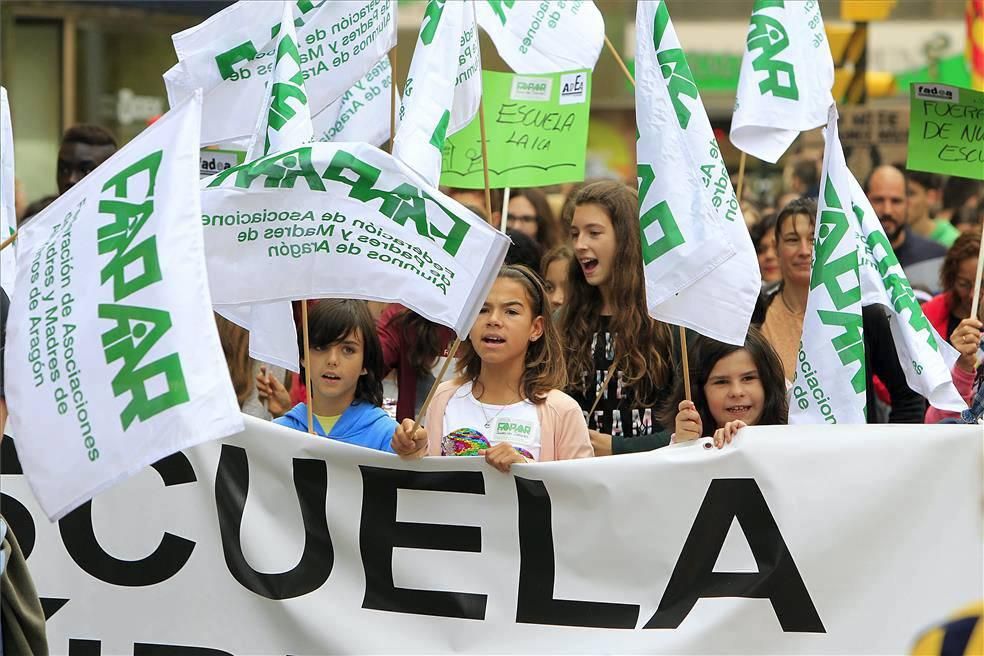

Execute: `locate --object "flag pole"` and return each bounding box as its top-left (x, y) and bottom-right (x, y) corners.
top-left (410, 337), bottom-right (463, 436)
top-left (478, 102), bottom-right (493, 220)
top-left (586, 360), bottom-right (618, 420)
top-left (0, 231), bottom-right (16, 252)
top-left (970, 220), bottom-right (984, 325)
top-left (388, 47), bottom-right (397, 154)
top-left (679, 325), bottom-right (692, 402)
top-left (301, 299), bottom-right (315, 435)
top-left (735, 151), bottom-right (748, 207)
top-left (604, 36), bottom-right (635, 87)
top-left (500, 186), bottom-right (511, 232)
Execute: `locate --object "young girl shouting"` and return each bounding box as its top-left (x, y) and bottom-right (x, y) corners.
top-left (392, 265), bottom-right (593, 470)
top-left (666, 327), bottom-right (788, 448)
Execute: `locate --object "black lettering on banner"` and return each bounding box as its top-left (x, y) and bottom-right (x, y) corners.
top-left (359, 466), bottom-right (487, 620)
top-left (134, 643), bottom-right (235, 655)
top-left (514, 477), bottom-right (640, 629)
top-left (59, 452), bottom-right (198, 587)
top-left (645, 478), bottom-right (825, 632)
top-left (68, 639), bottom-right (102, 656)
top-left (215, 444), bottom-right (333, 600)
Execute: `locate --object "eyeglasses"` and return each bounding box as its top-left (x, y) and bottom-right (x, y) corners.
top-left (508, 214), bottom-right (537, 224)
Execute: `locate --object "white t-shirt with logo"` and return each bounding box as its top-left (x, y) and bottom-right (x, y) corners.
top-left (442, 381), bottom-right (542, 460)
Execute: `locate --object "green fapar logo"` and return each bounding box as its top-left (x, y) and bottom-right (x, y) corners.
top-left (97, 150), bottom-right (190, 430)
top-left (746, 0), bottom-right (800, 100)
top-left (486, 0), bottom-right (516, 25)
top-left (421, 0), bottom-right (447, 45)
top-left (638, 163), bottom-right (685, 265)
top-left (652, 1), bottom-right (699, 130)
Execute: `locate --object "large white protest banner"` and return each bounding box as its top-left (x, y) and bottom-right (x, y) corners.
top-left (636, 0), bottom-right (760, 345)
top-left (730, 0), bottom-right (834, 163)
top-left (392, 0), bottom-right (481, 186)
top-left (313, 55), bottom-right (397, 147)
top-left (164, 0), bottom-right (396, 147)
top-left (789, 109), bottom-right (866, 425)
top-left (3, 92), bottom-right (243, 520)
top-left (475, 0), bottom-right (605, 74)
top-left (1, 86), bottom-right (16, 297)
top-left (3, 419), bottom-right (980, 653)
top-left (200, 142), bottom-right (509, 337)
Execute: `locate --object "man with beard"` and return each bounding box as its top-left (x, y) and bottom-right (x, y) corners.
top-left (865, 165), bottom-right (946, 293)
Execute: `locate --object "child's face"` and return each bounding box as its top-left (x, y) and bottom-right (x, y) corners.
top-left (570, 203), bottom-right (616, 288)
top-left (469, 278), bottom-right (543, 367)
top-left (703, 349), bottom-right (764, 429)
top-left (544, 258), bottom-right (569, 311)
top-left (302, 329), bottom-right (366, 410)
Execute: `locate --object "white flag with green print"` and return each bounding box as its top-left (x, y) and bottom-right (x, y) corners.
top-left (788, 110), bottom-right (866, 425)
top-left (474, 0), bottom-right (604, 74)
top-left (1, 87), bottom-right (16, 298)
top-left (730, 0), bottom-right (834, 163)
top-left (313, 56), bottom-right (398, 147)
top-left (635, 0), bottom-right (760, 346)
top-left (392, 0), bottom-right (481, 187)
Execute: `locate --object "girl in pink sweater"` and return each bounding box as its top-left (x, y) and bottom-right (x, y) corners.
top-left (392, 265), bottom-right (593, 470)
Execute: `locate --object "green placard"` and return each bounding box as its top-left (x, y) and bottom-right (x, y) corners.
top-left (906, 82), bottom-right (984, 181)
top-left (440, 69), bottom-right (591, 189)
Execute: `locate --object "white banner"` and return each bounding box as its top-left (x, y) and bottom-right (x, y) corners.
top-left (3, 419), bottom-right (982, 653)
top-left (200, 141), bottom-right (510, 337)
top-left (730, 0), bottom-right (835, 163)
top-left (1, 86), bottom-right (16, 297)
top-left (164, 0), bottom-right (396, 147)
top-left (636, 0), bottom-right (760, 345)
top-left (3, 92), bottom-right (243, 520)
top-left (475, 0), bottom-right (605, 74)
top-left (392, 0), bottom-right (481, 186)
top-left (313, 55), bottom-right (397, 147)
top-left (789, 109), bottom-right (866, 425)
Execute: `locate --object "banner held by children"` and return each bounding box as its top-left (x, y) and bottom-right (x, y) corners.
top-left (440, 69), bottom-right (591, 188)
top-left (200, 141), bottom-right (510, 338)
top-left (1, 86), bottom-right (16, 296)
top-left (164, 0), bottom-right (396, 147)
top-left (906, 82), bottom-right (984, 180)
top-left (475, 0), bottom-right (605, 74)
top-left (3, 91), bottom-right (243, 520)
top-left (636, 0), bottom-right (760, 346)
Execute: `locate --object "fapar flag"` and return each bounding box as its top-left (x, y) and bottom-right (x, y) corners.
top-left (475, 0), bottom-right (604, 74)
top-left (164, 0), bottom-right (395, 147)
top-left (1, 87), bottom-right (15, 297)
top-left (214, 301), bottom-right (299, 372)
top-left (789, 107), bottom-right (866, 425)
top-left (635, 0), bottom-right (760, 345)
top-left (313, 56), bottom-right (398, 147)
top-left (200, 141), bottom-right (509, 337)
top-left (3, 91), bottom-right (242, 520)
top-left (730, 0), bottom-right (834, 163)
top-left (392, 0), bottom-right (481, 186)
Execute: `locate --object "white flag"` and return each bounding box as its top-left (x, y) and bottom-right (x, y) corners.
top-left (1, 87), bottom-right (15, 297)
top-left (200, 141), bottom-right (509, 337)
top-left (215, 301), bottom-right (299, 373)
top-left (3, 92), bottom-right (243, 520)
top-left (636, 1), bottom-right (760, 345)
top-left (164, 0), bottom-right (395, 147)
top-left (789, 109), bottom-right (866, 425)
top-left (392, 0), bottom-right (481, 186)
top-left (313, 56), bottom-right (398, 148)
top-left (730, 0), bottom-right (835, 163)
top-left (475, 0), bottom-right (604, 74)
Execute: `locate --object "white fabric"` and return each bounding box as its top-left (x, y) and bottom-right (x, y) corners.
top-left (164, 0), bottom-right (396, 147)
top-left (0, 86), bottom-right (15, 297)
top-left (443, 381), bottom-right (542, 459)
top-left (392, 0), bottom-right (481, 186)
top-left (4, 418), bottom-right (982, 653)
top-left (635, 1), bottom-right (760, 345)
top-left (730, 0), bottom-right (834, 163)
top-left (3, 92), bottom-right (242, 520)
top-left (475, 0), bottom-right (604, 74)
top-left (313, 55), bottom-right (398, 147)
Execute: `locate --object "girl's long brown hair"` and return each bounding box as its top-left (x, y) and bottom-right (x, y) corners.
top-left (557, 180), bottom-right (674, 404)
top-left (456, 265), bottom-right (567, 403)
top-left (215, 314), bottom-right (254, 408)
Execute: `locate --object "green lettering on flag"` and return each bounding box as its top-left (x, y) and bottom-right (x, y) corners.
top-left (653, 1), bottom-right (698, 130)
top-left (215, 42), bottom-right (258, 81)
top-left (430, 110), bottom-right (451, 150)
top-left (421, 0), bottom-right (447, 46)
top-left (811, 178), bottom-right (860, 311)
top-left (747, 0), bottom-right (800, 100)
top-left (817, 309), bottom-right (866, 394)
top-left (486, 0), bottom-right (515, 25)
top-left (638, 163), bottom-right (685, 264)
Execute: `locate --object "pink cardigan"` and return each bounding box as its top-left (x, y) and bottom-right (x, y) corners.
top-left (925, 364), bottom-right (975, 423)
top-left (422, 381), bottom-right (594, 461)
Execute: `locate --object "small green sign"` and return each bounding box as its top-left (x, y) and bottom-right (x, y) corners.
top-left (907, 82), bottom-right (984, 181)
top-left (440, 69), bottom-right (591, 189)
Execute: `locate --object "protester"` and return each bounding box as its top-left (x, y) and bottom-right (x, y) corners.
top-left (937, 177), bottom-right (983, 226)
top-left (754, 197), bottom-right (926, 422)
top-left (749, 212), bottom-right (781, 287)
top-left (376, 305), bottom-right (453, 422)
top-left (0, 287), bottom-right (49, 654)
top-left (921, 233), bottom-right (982, 343)
top-left (790, 158), bottom-right (820, 198)
top-left (924, 315), bottom-right (981, 424)
top-left (541, 244), bottom-right (573, 312)
top-left (951, 200), bottom-right (984, 235)
top-left (271, 300), bottom-right (396, 451)
top-left (905, 171), bottom-right (958, 247)
top-left (214, 315), bottom-right (288, 420)
top-left (391, 265), bottom-right (592, 471)
top-left (504, 228), bottom-right (542, 271)
top-left (666, 327), bottom-right (788, 448)
top-left (56, 124), bottom-right (118, 196)
top-left (506, 187), bottom-right (559, 250)
top-left (17, 194), bottom-right (56, 228)
top-left (558, 180), bottom-right (676, 455)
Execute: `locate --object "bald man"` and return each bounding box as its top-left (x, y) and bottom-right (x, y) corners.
top-left (865, 165), bottom-right (946, 290)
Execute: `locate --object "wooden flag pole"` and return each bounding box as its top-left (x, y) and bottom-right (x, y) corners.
top-left (478, 102), bottom-right (494, 220)
top-left (586, 360), bottom-right (619, 420)
top-left (679, 325), bottom-right (692, 402)
top-left (605, 35), bottom-right (635, 87)
top-left (735, 151), bottom-right (748, 207)
top-left (0, 231), bottom-right (16, 252)
top-left (301, 300), bottom-right (315, 435)
top-left (500, 187), bottom-right (511, 232)
top-left (970, 221), bottom-right (984, 368)
top-left (410, 337), bottom-right (463, 436)
top-left (388, 48), bottom-right (398, 154)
